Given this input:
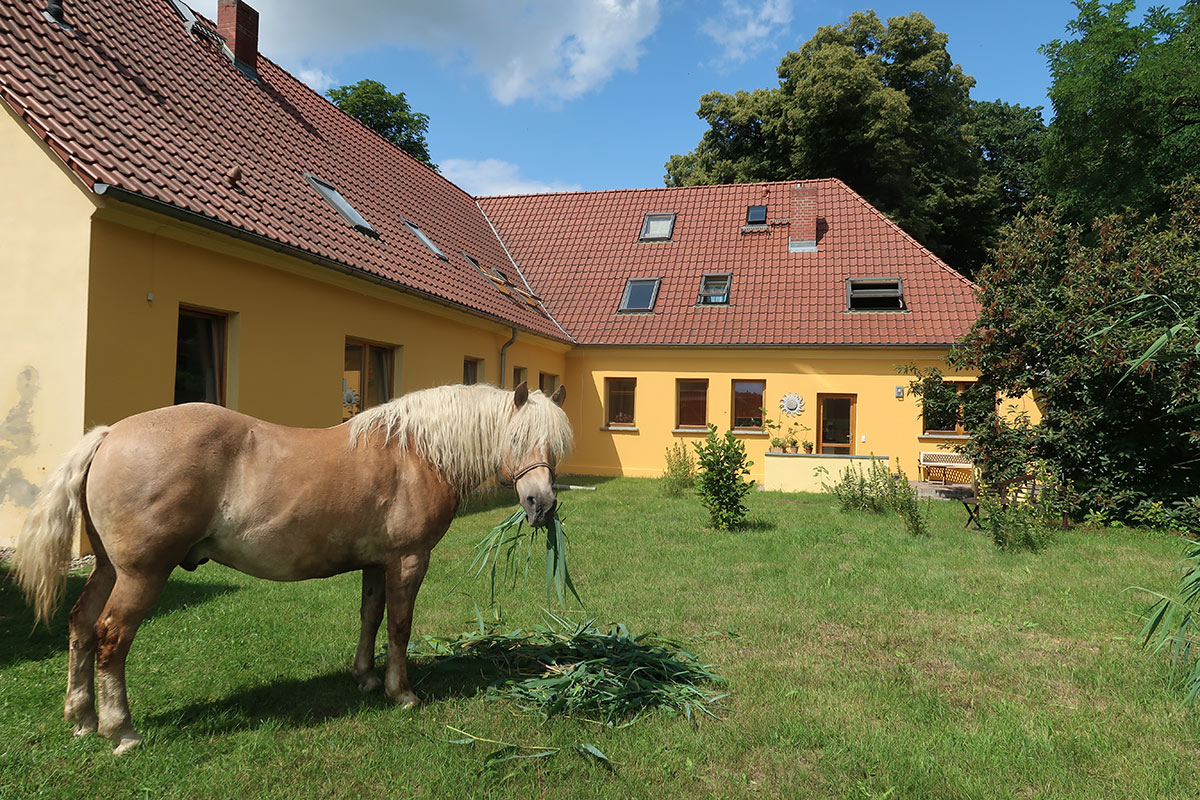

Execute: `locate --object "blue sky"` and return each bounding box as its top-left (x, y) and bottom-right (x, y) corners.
top-left (196, 1), bottom-right (1125, 195)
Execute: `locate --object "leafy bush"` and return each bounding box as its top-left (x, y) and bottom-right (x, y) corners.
top-left (692, 425), bottom-right (755, 531)
top-left (821, 457), bottom-right (929, 536)
top-left (982, 495), bottom-right (1058, 553)
top-left (661, 441), bottom-right (696, 498)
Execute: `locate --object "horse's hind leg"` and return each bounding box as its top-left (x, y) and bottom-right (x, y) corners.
top-left (94, 568), bottom-right (169, 755)
top-left (64, 548), bottom-right (116, 737)
top-left (351, 566), bottom-right (385, 692)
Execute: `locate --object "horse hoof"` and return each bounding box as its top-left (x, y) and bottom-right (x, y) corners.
top-left (357, 674), bottom-right (382, 692)
top-left (390, 691), bottom-right (420, 709)
top-left (72, 721), bottom-right (97, 737)
top-left (112, 733), bottom-right (142, 756)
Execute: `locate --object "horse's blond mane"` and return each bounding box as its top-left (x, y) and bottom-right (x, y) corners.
top-left (348, 383), bottom-right (573, 498)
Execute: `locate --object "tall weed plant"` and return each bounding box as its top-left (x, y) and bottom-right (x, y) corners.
top-left (661, 441), bottom-right (696, 498)
top-left (692, 425), bottom-right (755, 531)
top-left (1137, 537), bottom-right (1200, 705)
top-left (821, 457), bottom-right (929, 536)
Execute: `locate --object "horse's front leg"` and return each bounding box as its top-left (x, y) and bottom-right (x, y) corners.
top-left (351, 566), bottom-right (386, 691)
top-left (383, 551), bottom-right (430, 707)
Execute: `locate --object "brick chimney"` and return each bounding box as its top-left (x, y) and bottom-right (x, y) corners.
top-left (788, 183), bottom-right (818, 253)
top-left (217, 0), bottom-right (259, 74)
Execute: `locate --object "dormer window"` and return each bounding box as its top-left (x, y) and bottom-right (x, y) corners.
top-left (847, 277), bottom-right (905, 311)
top-left (403, 218), bottom-right (448, 261)
top-left (639, 213), bottom-right (676, 242)
top-left (698, 274), bottom-right (731, 305)
top-left (746, 205), bottom-right (767, 225)
top-left (620, 278), bottom-right (661, 312)
top-left (304, 173), bottom-right (377, 236)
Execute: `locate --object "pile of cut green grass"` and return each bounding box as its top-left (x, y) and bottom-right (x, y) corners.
top-left (410, 614), bottom-right (726, 725)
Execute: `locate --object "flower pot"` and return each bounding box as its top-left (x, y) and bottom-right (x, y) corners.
top-left (803, 445), bottom-right (814, 454)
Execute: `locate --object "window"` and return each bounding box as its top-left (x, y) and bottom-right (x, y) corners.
top-left (677, 379), bottom-right (708, 428)
top-left (698, 274), bottom-right (731, 305)
top-left (539, 372), bottom-right (560, 394)
top-left (175, 307), bottom-right (227, 405)
top-left (606, 378), bottom-right (636, 427)
top-left (465, 252), bottom-right (541, 310)
top-left (343, 339), bottom-right (394, 421)
top-left (463, 358), bottom-right (481, 385)
top-left (817, 394), bottom-right (856, 455)
top-left (923, 381), bottom-right (971, 435)
top-left (403, 218), bottom-right (449, 261)
top-left (304, 173), bottom-right (376, 236)
top-left (620, 278), bottom-right (661, 312)
top-left (639, 213), bottom-right (676, 242)
top-left (512, 366), bottom-right (528, 389)
top-left (746, 205), bottom-right (767, 225)
top-left (732, 380), bottom-right (765, 430)
top-left (847, 277), bottom-right (905, 311)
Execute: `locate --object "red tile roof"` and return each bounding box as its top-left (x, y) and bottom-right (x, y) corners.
top-left (479, 180), bottom-right (980, 346)
top-left (1, 0), bottom-right (978, 350)
top-left (0, 0), bottom-right (567, 341)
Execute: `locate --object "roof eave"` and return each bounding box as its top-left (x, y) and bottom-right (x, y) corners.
top-left (91, 183), bottom-right (573, 344)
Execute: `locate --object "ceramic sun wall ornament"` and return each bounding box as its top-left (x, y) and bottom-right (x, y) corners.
top-left (779, 392), bottom-right (805, 417)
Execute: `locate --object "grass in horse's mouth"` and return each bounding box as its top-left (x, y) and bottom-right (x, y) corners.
top-left (470, 507), bottom-right (581, 608)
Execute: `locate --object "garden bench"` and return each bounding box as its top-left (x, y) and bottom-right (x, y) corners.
top-left (918, 451), bottom-right (974, 483)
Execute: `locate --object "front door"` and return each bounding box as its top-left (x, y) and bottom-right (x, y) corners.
top-left (817, 394), bottom-right (856, 455)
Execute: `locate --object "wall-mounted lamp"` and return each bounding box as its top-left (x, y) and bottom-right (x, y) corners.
top-left (894, 385), bottom-right (904, 398)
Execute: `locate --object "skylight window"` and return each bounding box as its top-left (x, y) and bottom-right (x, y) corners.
top-left (746, 205), bottom-right (768, 225)
top-left (698, 274), bottom-right (732, 305)
top-left (303, 173), bottom-right (376, 236)
top-left (465, 252), bottom-right (542, 311)
top-left (620, 278), bottom-right (661, 312)
top-left (847, 277), bottom-right (906, 311)
top-left (403, 218), bottom-right (448, 261)
top-left (639, 213), bottom-right (676, 242)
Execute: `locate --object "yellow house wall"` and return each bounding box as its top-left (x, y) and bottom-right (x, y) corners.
top-left (562, 346), bottom-right (979, 482)
top-left (0, 106), bottom-right (97, 549)
top-left (83, 215), bottom-right (569, 430)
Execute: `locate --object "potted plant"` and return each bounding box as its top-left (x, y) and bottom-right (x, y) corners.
top-left (785, 421), bottom-right (801, 453)
top-left (770, 435), bottom-right (787, 453)
top-left (802, 440), bottom-right (814, 454)
top-left (761, 409), bottom-right (784, 452)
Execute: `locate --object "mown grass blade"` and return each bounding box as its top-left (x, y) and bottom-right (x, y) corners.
top-left (575, 743), bottom-right (615, 772)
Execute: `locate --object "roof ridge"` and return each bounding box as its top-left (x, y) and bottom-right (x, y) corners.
top-left (827, 177), bottom-right (979, 292)
top-left (476, 177), bottom-right (838, 201)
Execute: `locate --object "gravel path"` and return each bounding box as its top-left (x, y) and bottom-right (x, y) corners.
top-left (0, 546), bottom-right (96, 573)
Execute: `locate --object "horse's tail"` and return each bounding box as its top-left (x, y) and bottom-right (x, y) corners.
top-left (14, 425), bottom-right (111, 626)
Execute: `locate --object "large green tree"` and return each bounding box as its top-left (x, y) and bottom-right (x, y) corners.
top-left (1041, 0), bottom-right (1200, 223)
top-left (943, 181), bottom-right (1200, 518)
top-left (326, 79), bottom-right (436, 170)
top-left (665, 11), bottom-right (1003, 274)
top-left (970, 99), bottom-right (1047, 223)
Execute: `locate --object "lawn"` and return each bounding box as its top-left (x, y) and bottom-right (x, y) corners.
top-left (1, 477), bottom-right (1197, 799)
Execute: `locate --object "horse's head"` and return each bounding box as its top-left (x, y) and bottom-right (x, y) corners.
top-left (503, 382), bottom-right (570, 528)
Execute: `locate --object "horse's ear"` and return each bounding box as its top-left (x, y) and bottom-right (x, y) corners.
top-left (513, 381), bottom-right (529, 409)
top-left (550, 385), bottom-right (566, 407)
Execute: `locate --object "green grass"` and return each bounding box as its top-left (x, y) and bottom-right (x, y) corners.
top-left (1, 477), bottom-right (1197, 799)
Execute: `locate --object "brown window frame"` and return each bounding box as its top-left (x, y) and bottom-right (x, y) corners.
top-left (539, 372), bottom-right (560, 394)
top-left (817, 393), bottom-right (857, 455)
top-left (676, 378), bottom-right (709, 429)
top-left (923, 380), bottom-right (971, 435)
top-left (731, 379), bottom-right (765, 431)
top-left (175, 306), bottom-right (228, 407)
top-left (512, 366), bottom-right (528, 390)
top-left (605, 377), bottom-right (637, 427)
top-left (463, 357), bottom-right (481, 385)
top-left (343, 338), bottom-right (395, 421)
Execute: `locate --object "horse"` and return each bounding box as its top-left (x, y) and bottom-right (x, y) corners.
top-left (13, 381), bottom-right (571, 755)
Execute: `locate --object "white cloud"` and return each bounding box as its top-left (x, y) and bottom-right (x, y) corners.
top-left (294, 65), bottom-right (336, 92)
top-left (441, 158), bottom-right (582, 196)
top-left (701, 0), bottom-right (792, 64)
top-left (197, 0), bottom-right (659, 105)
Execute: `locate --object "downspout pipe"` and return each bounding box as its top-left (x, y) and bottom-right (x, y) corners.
top-left (499, 327), bottom-right (518, 388)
